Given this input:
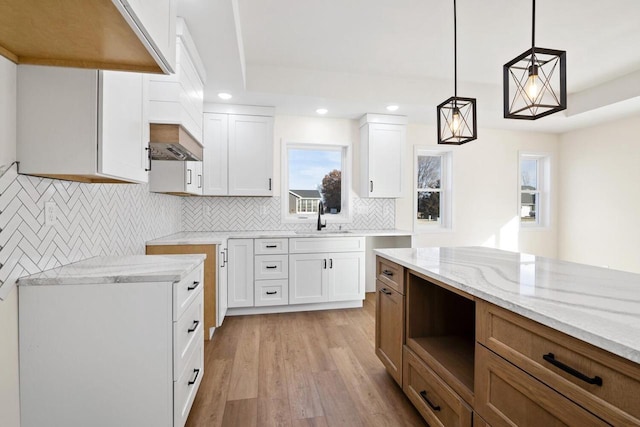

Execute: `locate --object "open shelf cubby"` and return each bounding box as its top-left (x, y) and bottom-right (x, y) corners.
top-left (406, 271), bottom-right (476, 398)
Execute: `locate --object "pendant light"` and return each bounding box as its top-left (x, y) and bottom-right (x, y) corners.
top-left (503, 0), bottom-right (566, 119)
top-left (437, 0), bottom-right (477, 145)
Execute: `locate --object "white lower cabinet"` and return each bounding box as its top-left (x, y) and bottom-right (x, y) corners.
top-left (227, 239), bottom-right (254, 308)
top-left (328, 251), bottom-right (366, 301)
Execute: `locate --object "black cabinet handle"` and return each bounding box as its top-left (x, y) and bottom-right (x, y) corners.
top-left (329, 259), bottom-right (333, 269)
top-left (542, 353), bottom-right (603, 386)
top-left (198, 174), bottom-right (202, 189)
top-left (380, 288), bottom-right (392, 295)
top-left (187, 320), bottom-right (200, 333)
top-left (188, 369), bottom-right (200, 386)
top-left (265, 244), bottom-right (277, 248)
top-left (145, 146), bottom-right (152, 171)
top-left (323, 259), bottom-right (327, 269)
top-left (187, 281), bottom-right (200, 291)
top-left (266, 291), bottom-right (278, 295)
top-left (187, 169), bottom-right (192, 185)
top-left (370, 180), bottom-right (373, 193)
top-left (266, 265), bottom-right (278, 269)
top-left (268, 178), bottom-right (272, 191)
top-left (382, 270), bottom-right (394, 277)
top-left (419, 391), bottom-right (441, 411)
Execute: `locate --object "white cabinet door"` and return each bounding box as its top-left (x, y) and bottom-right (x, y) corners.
top-left (217, 245), bottom-right (228, 326)
top-left (289, 253), bottom-right (329, 305)
top-left (184, 161), bottom-right (202, 195)
top-left (227, 239), bottom-right (254, 308)
top-left (327, 252), bottom-right (365, 302)
top-left (99, 71), bottom-right (148, 183)
top-left (362, 123), bottom-right (405, 198)
top-left (228, 115), bottom-right (274, 196)
top-left (202, 113), bottom-right (229, 195)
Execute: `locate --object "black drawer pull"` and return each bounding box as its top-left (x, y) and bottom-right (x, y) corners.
top-left (265, 245), bottom-right (277, 248)
top-left (382, 270), bottom-right (394, 277)
top-left (266, 265), bottom-right (278, 269)
top-left (419, 390), bottom-right (441, 411)
top-left (380, 288), bottom-right (393, 295)
top-left (188, 369), bottom-right (200, 386)
top-left (187, 281), bottom-right (200, 291)
top-left (543, 353), bottom-right (603, 386)
top-left (266, 291), bottom-right (278, 295)
top-left (187, 320), bottom-right (200, 333)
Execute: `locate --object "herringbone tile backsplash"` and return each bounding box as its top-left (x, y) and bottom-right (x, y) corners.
top-left (0, 167), bottom-right (182, 299)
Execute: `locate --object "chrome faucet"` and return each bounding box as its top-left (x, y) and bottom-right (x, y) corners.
top-left (317, 201), bottom-right (326, 231)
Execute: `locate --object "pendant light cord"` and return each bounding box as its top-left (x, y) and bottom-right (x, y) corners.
top-left (531, 0), bottom-right (536, 47)
top-left (453, 0), bottom-right (457, 99)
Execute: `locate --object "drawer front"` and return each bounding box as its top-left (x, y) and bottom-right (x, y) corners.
top-left (376, 256), bottom-right (404, 294)
top-left (254, 255), bottom-right (289, 280)
top-left (375, 280), bottom-right (404, 386)
top-left (254, 238), bottom-right (288, 255)
top-left (255, 279), bottom-right (289, 306)
top-left (174, 290), bottom-right (204, 376)
top-left (174, 263), bottom-right (205, 320)
top-left (403, 346), bottom-right (472, 427)
top-left (477, 301), bottom-right (640, 425)
top-left (289, 237), bottom-right (365, 254)
top-left (174, 341), bottom-right (204, 427)
top-left (473, 413), bottom-right (490, 427)
top-left (475, 344), bottom-right (608, 427)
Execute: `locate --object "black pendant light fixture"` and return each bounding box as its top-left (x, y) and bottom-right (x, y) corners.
top-left (437, 0), bottom-right (477, 145)
top-left (503, 0), bottom-right (566, 119)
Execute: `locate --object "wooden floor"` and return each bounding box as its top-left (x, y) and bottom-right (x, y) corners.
top-left (185, 293), bottom-right (426, 427)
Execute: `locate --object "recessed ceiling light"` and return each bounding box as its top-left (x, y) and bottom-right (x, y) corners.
top-left (316, 108), bottom-right (328, 115)
top-left (217, 92), bottom-right (232, 100)
top-left (386, 105), bottom-right (399, 112)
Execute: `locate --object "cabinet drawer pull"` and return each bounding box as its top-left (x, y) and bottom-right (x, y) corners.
top-left (188, 369), bottom-right (200, 386)
top-left (187, 281), bottom-right (200, 291)
top-left (382, 270), bottom-right (394, 277)
top-left (542, 353), bottom-right (603, 386)
top-left (380, 288), bottom-right (393, 295)
top-left (419, 390), bottom-right (441, 411)
top-left (329, 258), bottom-right (333, 269)
top-left (265, 245), bottom-right (278, 248)
top-left (324, 259), bottom-right (327, 269)
top-left (187, 320), bottom-right (200, 333)
top-left (266, 291), bottom-right (278, 295)
top-left (266, 265), bottom-right (278, 269)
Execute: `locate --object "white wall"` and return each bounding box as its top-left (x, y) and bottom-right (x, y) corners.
top-left (558, 115), bottom-right (640, 273)
top-left (396, 123), bottom-right (560, 257)
top-left (0, 55), bottom-right (20, 427)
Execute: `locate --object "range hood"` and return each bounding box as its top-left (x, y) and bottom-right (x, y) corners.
top-left (149, 124), bottom-right (203, 161)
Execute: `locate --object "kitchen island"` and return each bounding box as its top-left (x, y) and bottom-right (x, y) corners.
top-left (374, 246), bottom-right (640, 427)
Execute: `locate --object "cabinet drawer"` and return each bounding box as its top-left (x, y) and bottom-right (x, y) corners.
top-left (403, 346), bottom-right (472, 427)
top-left (477, 301), bottom-right (640, 425)
top-left (174, 290), bottom-right (204, 377)
top-left (289, 237), bottom-right (365, 254)
top-left (173, 263), bottom-right (205, 320)
top-left (375, 280), bottom-right (404, 386)
top-left (255, 238), bottom-right (288, 254)
top-left (376, 256), bottom-right (404, 294)
top-left (255, 280), bottom-right (289, 306)
top-left (475, 344), bottom-right (608, 427)
top-left (254, 255), bottom-right (288, 280)
top-left (174, 341), bottom-right (204, 427)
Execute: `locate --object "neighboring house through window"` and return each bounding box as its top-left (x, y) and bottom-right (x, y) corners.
top-left (519, 152), bottom-right (550, 227)
top-left (415, 148), bottom-right (452, 230)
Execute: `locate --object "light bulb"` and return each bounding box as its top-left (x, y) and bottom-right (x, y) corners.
top-left (525, 65), bottom-right (539, 102)
top-left (450, 108), bottom-right (461, 135)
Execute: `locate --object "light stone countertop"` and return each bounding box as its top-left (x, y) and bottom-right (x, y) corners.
top-left (17, 254), bottom-right (206, 286)
top-left (146, 229), bottom-right (413, 246)
top-left (374, 246), bottom-right (640, 364)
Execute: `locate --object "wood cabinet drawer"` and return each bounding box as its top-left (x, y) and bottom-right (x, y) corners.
top-left (255, 279), bottom-right (289, 306)
top-left (289, 237), bottom-right (365, 254)
top-left (174, 289), bottom-right (204, 377)
top-left (403, 346), bottom-right (472, 427)
top-left (173, 264), bottom-right (205, 320)
top-left (475, 344), bottom-right (608, 427)
top-left (376, 256), bottom-right (404, 294)
top-left (477, 301), bottom-right (640, 425)
top-left (375, 280), bottom-right (404, 386)
top-left (174, 340), bottom-right (204, 427)
top-left (254, 255), bottom-right (288, 280)
top-left (254, 238), bottom-right (288, 254)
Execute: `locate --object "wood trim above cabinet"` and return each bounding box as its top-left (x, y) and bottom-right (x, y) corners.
top-left (149, 124), bottom-right (204, 160)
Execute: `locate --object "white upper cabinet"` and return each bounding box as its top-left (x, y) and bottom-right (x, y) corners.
top-left (202, 106), bottom-right (275, 197)
top-left (17, 65), bottom-right (150, 184)
top-left (149, 160), bottom-right (202, 196)
top-left (359, 114), bottom-right (407, 198)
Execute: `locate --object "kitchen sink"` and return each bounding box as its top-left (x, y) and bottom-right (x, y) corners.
top-left (294, 230), bottom-right (352, 234)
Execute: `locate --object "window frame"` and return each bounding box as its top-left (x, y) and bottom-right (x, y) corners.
top-left (281, 142), bottom-right (351, 224)
top-left (414, 147), bottom-right (453, 232)
top-left (518, 151), bottom-right (551, 228)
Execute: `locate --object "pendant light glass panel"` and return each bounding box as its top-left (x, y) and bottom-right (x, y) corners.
top-left (437, 96), bottom-right (477, 145)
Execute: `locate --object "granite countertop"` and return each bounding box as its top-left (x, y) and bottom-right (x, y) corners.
top-left (146, 229), bottom-right (413, 246)
top-left (374, 246), bottom-right (640, 364)
top-left (18, 254), bottom-right (206, 286)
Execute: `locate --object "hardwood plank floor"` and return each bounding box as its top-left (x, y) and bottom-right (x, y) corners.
top-left (186, 293), bottom-right (426, 427)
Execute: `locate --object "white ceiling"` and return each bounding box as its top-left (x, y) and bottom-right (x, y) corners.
top-left (178, 0), bottom-right (640, 133)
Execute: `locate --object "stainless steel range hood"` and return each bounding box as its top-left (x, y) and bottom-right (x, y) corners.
top-left (149, 124), bottom-right (203, 161)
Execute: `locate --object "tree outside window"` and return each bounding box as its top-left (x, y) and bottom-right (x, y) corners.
top-left (417, 155), bottom-right (442, 224)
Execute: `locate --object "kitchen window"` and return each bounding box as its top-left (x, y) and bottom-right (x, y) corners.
top-left (282, 143), bottom-right (350, 222)
top-left (519, 152), bottom-right (550, 227)
top-left (415, 148), bottom-right (452, 230)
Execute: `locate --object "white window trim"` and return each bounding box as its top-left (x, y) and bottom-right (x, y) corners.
top-left (281, 142), bottom-right (352, 224)
top-left (519, 151), bottom-right (551, 229)
top-left (414, 147), bottom-right (453, 233)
